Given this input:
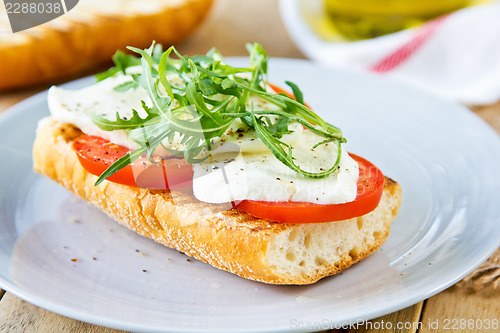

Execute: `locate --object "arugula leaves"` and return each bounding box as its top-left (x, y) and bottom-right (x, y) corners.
top-left (92, 42), bottom-right (346, 185)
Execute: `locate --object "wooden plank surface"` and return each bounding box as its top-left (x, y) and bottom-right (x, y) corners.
top-left (341, 302), bottom-right (424, 333)
top-left (0, 293), bottom-right (126, 333)
top-left (0, 89), bottom-right (42, 111)
top-left (0, 294), bottom-right (424, 333)
top-left (420, 286), bottom-right (500, 333)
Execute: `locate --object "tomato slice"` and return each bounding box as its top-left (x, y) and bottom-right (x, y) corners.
top-left (269, 83), bottom-right (311, 109)
top-left (72, 135), bottom-right (193, 189)
top-left (235, 154), bottom-right (385, 223)
top-left (269, 83), bottom-right (293, 97)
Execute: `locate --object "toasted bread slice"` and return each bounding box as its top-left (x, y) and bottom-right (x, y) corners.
top-left (33, 118), bottom-right (402, 284)
top-left (0, 0), bottom-right (213, 91)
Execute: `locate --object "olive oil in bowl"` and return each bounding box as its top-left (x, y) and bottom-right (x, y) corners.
top-left (323, 0), bottom-right (470, 40)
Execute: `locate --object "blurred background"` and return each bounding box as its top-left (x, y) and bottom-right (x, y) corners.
top-left (2, 0), bottom-right (500, 106)
top-left (0, 0), bottom-right (499, 331)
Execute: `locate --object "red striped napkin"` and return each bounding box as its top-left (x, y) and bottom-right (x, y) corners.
top-left (294, 2), bottom-right (500, 105)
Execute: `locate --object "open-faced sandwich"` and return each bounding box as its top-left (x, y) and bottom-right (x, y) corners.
top-left (33, 43), bottom-right (402, 285)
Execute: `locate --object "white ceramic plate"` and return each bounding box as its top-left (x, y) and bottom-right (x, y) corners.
top-left (1, 58), bottom-right (500, 333)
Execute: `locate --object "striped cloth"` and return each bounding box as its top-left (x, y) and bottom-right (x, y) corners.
top-left (300, 2), bottom-right (500, 105)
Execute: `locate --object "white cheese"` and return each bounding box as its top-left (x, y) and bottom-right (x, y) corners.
top-left (48, 73), bottom-right (149, 149)
top-left (48, 72), bottom-right (359, 205)
top-left (192, 129), bottom-right (359, 204)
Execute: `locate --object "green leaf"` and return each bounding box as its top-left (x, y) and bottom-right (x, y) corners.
top-left (221, 78), bottom-right (234, 90)
top-left (113, 80), bottom-right (139, 92)
top-left (251, 112), bottom-right (341, 179)
top-left (158, 46), bottom-right (175, 100)
top-left (151, 43), bottom-right (164, 63)
top-left (94, 146), bottom-right (147, 186)
top-left (91, 106), bottom-right (159, 131)
top-left (91, 42), bottom-right (345, 184)
top-left (94, 67), bottom-right (120, 82)
top-left (95, 50), bottom-right (141, 82)
top-left (114, 50), bottom-right (141, 74)
top-left (285, 81), bottom-right (304, 105)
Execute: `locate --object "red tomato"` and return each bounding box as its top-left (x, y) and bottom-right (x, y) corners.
top-left (269, 83), bottom-right (311, 109)
top-left (269, 83), bottom-right (293, 97)
top-left (72, 135), bottom-right (193, 189)
top-left (235, 154), bottom-right (385, 223)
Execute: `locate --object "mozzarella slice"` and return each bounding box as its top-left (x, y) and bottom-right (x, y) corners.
top-left (48, 73), bottom-right (149, 149)
top-left (48, 71), bottom-right (359, 205)
top-left (193, 129), bottom-right (359, 204)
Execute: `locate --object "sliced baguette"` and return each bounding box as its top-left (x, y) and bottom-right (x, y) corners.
top-left (0, 0), bottom-right (213, 91)
top-left (33, 117), bottom-right (402, 285)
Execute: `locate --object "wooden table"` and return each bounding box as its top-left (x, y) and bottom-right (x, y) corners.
top-left (1, 0), bottom-right (499, 332)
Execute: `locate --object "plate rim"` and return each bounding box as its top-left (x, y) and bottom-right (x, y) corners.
top-left (1, 58), bottom-right (500, 332)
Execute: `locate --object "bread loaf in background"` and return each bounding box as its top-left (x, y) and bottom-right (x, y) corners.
top-left (33, 118), bottom-right (402, 285)
top-left (0, 0), bottom-right (214, 91)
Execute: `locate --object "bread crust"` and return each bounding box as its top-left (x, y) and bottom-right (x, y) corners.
top-left (33, 118), bottom-right (402, 284)
top-left (0, 0), bottom-right (213, 91)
